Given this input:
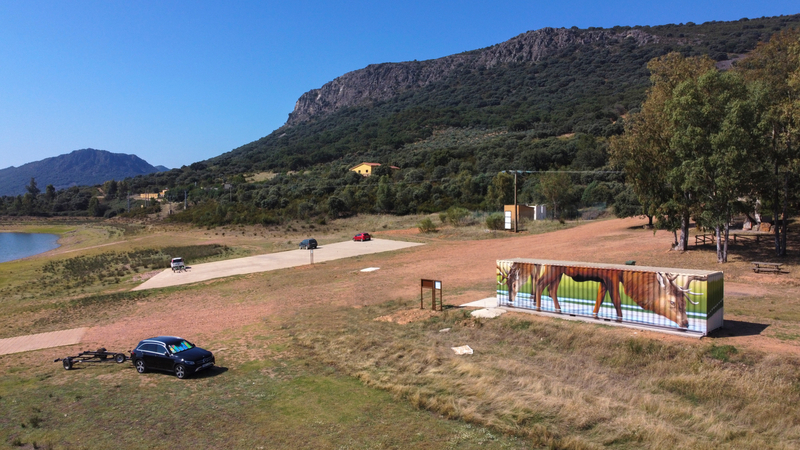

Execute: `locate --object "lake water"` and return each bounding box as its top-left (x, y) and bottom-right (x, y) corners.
top-left (0, 232), bottom-right (61, 263)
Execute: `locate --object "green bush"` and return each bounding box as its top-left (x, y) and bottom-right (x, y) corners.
top-left (418, 218), bottom-right (438, 233)
top-left (485, 212), bottom-right (505, 230)
top-left (445, 206), bottom-right (472, 227)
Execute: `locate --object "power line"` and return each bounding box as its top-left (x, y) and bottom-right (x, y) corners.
top-left (502, 170), bottom-right (623, 174)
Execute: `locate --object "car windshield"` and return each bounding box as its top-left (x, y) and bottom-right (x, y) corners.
top-left (173, 258), bottom-right (183, 263)
top-left (167, 340), bottom-right (194, 353)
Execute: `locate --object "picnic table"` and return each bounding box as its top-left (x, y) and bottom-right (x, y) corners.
top-left (751, 262), bottom-right (783, 273)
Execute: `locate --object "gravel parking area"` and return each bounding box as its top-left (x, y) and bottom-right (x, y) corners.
top-left (133, 238), bottom-right (423, 291)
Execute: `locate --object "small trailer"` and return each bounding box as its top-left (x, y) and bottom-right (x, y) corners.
top-left (54, 348), bottom-right (128, 370)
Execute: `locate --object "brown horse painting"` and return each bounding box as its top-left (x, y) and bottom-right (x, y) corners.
top-left (534, 264), bottom-right (706, 328)
top-left (498, 261), bottom-right (707, 328)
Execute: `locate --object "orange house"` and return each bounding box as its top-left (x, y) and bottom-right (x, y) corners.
top-left (349, 162), bottom-right (399, 176)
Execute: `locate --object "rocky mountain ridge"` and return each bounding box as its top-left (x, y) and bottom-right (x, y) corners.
top-left (286, 27), bottom-right (660, 126)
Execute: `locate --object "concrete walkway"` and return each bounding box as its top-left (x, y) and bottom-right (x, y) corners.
top-left (134, 238), bottom-right (423, 291)
top-left (461, 298), bottom-right (498, 308)
top-left (0, 328), bottom-right (87, 356)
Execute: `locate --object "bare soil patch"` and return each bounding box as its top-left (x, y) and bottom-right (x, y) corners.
top-left (71, 217), bottom-right (800, 360)
top-left (375, 308), bottom-right (441, 324)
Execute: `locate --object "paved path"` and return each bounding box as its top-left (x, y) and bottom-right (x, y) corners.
top-left (134, 238), bottom-right (423, 291)
top-left (0, 328), bottom-right (87, 355)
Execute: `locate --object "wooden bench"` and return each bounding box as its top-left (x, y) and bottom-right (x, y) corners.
top-left (752, 262), bottom-right (783, 273)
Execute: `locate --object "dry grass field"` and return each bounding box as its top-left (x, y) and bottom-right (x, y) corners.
top-left (1, 214), bottom-right (799, 449)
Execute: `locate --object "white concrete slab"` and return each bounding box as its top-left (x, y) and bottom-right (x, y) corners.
top-left (0, 328), bottom-right (87, 355)
top-left (460, 297), bottom-right (498, 308)
top-left (471, 308), bottom-right (507, 318)
top-left (133, 238), bottom-right (422, 291)
top-left (502, 306), bottom-right (705, 339)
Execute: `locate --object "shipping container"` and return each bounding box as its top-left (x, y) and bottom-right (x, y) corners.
top-left (496, 259), bottom-right (723, 335)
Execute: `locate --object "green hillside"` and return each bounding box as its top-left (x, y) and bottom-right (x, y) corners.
top-left (209, 15), bottom-right (800, 174)
top-left (3, 14), bottom-right (800, 222)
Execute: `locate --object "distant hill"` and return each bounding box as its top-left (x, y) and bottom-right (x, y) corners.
top-left (0, 149), bottom-right (166, 196)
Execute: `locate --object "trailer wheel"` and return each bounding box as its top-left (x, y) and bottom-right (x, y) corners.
top-left (114, 353), bottom-right (126, 364)
top-left (63, 358), bottom-right (72, 370)
top-left (134, 359), bottom-right (146, 373)
top-left (175, 364), bottom-right (187, 379)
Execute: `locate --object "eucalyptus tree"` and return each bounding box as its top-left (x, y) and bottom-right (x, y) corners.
top-left (736, 30), bottom-right (800, 256)
top-left (665, 70), bottom-right (766, 262)
top-left (485, 172), bottom-right (514, 210)
top-left (610, 53), bottom-right (716, 251)
top-left (537, 171), bottom-right (573, 220)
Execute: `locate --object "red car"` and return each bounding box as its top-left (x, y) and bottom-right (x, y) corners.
top-left (353, 233), bottom-right (371, 242)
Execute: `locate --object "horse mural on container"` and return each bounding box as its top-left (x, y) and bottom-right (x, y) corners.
top-left (497, 262), bottom-right (707, 328)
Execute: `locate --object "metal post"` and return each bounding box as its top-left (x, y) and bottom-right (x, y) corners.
top-left (514, 172), bottom-right (518, 233)
top-left (310, 249), bottom-right (314, 265)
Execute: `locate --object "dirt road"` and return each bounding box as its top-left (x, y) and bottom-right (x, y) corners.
top-left (9, 217), bottom-right (792, 359)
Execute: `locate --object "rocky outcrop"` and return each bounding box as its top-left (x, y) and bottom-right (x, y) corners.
top-left (286, 27), bottom-right (659, 126)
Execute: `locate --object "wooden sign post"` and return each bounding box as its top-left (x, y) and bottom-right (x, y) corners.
top-left (420, 279), bottom-right (443, 311)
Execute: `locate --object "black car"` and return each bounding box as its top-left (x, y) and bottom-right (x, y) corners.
top-left (299, 238), bottom-right (317, 249)
top-left (130, 336), bottom-right (215, 379)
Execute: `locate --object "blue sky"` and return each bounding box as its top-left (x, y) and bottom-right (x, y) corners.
top-left (0, 1), bottom-right (797, 170)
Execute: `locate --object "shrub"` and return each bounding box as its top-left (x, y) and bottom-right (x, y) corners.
top-left (418, 218), bottom-right (438, 233)
top-left (707, 344), bottom-right (738, 362)
top-left (445, 206), bottom-right (472, 227)
top-left (485, 212), bottom-right (505, 230)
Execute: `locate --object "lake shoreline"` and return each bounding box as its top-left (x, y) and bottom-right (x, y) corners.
top-left (0, 231), bottom-right (62, 263)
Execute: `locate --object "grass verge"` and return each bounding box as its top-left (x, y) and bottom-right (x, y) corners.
top-left (292, 300), bottom-right (800, 449)
top-left (0, 322), bottom-right (525, 449)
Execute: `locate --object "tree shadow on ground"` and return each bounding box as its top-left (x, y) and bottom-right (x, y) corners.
top-left (693, 222), bottom-right (800, 265)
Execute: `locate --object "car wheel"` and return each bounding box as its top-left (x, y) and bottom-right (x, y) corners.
top-left (114, 353), bottom-right (126, 364)
top-left (62, 358), bottom-right (72, 370)
top-left (175, 364), bottom-right (187, 379)
top-left (135, 359), bottom-right (146, 373)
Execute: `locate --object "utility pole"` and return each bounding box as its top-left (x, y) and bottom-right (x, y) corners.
top-left (514, 171), bottom-right (518, 233)
top-left (184, 190), bottom-right (188, 210)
